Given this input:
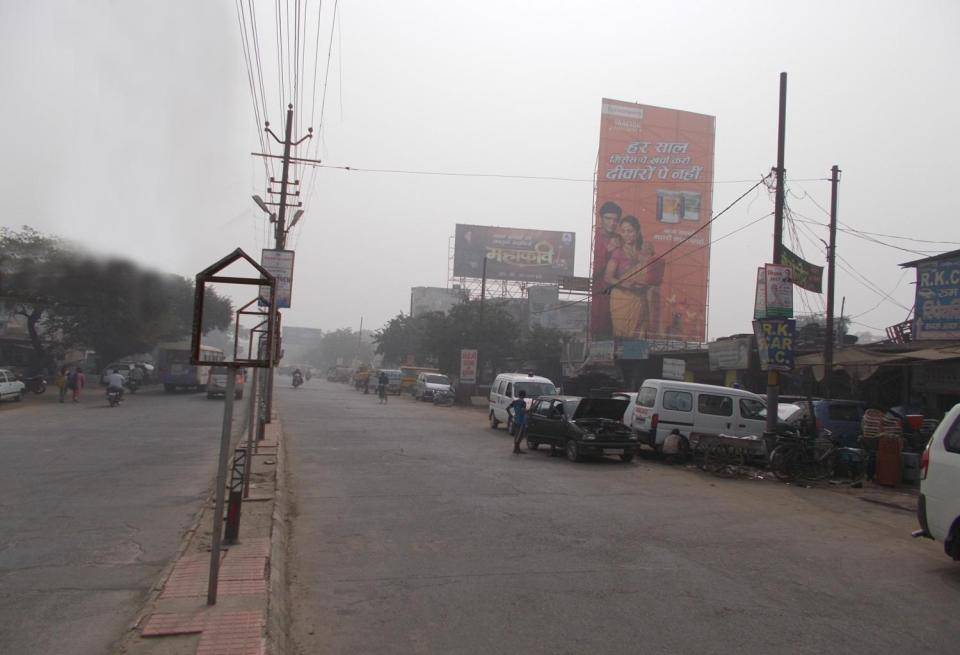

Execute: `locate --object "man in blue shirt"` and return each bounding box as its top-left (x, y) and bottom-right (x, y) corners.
top-left (509, 390), bottom-right (529, 454)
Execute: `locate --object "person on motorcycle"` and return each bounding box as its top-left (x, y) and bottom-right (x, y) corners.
top-left (105, 369), bottom-right (125, 401)
top-left (128, 365), bottom-right (144, 391)
top-left (377, 370), bottom-right (389, 404)
top-left (292, 368), bottom-right (304, 387)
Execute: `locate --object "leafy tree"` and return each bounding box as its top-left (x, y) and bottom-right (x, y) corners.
top-left (303, 328), bottom-right (375, 369)
top-left (0, 226), bottom-right (233, 371)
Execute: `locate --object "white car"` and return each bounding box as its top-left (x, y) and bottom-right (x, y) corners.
top-left (414, 373), bottom-right (453, 402)
top-left (0, 368), bottom-right (27, 402)
top-left (916, 403), bottom-right (960, 561)
top-left (488, 372), bottom-right (558, 433)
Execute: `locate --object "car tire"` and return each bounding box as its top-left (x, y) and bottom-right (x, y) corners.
top-left (14, 392), bottom-right (23, 402)
top-left (489, 412), bottom-right (500, 429)
top-left (620, 452), bottom-right (635, 463)
top-left (566, 439), bottom-right (581, 463)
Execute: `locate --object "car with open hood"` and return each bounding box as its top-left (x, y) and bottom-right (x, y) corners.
top-left (525, 395), bottom-right (638, 463)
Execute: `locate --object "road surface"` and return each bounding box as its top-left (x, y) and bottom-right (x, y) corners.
top-left (0, 385), bottom-right (243, 655)
top-left (283, 379), bottom-right (960, 655)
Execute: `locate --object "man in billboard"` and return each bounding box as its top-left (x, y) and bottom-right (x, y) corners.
top-left (590, 201), bottom-right (622, 338)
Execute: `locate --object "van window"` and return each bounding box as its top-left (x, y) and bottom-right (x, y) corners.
top-left (637, 387), bottom-right (657, 408)
top-left (739, 398), bottom-right (766, 420)
top-left (699, 393), bottom-right (733, 417)
top-left (505, 383), bottom-right (513, 398)
top-left (945, 416), bottom-right (960, 454)
top-left (663, 390), bottom-right (693, 412)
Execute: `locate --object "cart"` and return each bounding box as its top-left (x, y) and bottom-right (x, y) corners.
top-left (693, 432), bottom-right (768, 477)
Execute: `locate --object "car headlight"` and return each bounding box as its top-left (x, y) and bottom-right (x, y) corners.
top-left (628, 435), bottom-right (638, 440)
top-left (583, 433), bottom-right (596, 441)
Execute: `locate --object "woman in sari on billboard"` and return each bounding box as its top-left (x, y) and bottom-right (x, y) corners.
top-left (604, 215), bottom-right (656, 338)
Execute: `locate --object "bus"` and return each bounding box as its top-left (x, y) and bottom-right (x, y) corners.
top-left (156, 341), bottom-right (225, 392)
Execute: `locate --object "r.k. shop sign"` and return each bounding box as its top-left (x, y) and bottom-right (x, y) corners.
top-left (753, 318), bottom-right (796, 372)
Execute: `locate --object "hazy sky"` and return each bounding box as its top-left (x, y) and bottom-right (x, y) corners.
top-left (2, 0), bottom-right (957, 340)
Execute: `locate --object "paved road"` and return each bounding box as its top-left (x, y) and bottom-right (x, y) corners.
top-left (283, 379), bottom-right (960, 655)
top-left (0, 385), bottom-right (244, 655)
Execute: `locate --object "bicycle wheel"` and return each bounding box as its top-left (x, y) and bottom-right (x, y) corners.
top-left (770, 444), bottom-right (801, 482)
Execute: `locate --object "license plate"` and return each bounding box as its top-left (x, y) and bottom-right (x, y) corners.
top-left (603, 449), bottom-right (624, 455)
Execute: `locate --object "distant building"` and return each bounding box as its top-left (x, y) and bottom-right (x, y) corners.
top-left (410, 286), bottom-right (466, 317)
top-left (281, 326), bottom-right (324, 364)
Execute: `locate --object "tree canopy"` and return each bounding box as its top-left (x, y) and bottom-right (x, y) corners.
top-left (0, 226), bottom-right (233, 371)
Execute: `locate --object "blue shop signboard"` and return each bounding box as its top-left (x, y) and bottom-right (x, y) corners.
top-left (915, 258), bottom-right (960, 340)
top-left (753, 318), bottom-right (796, 372)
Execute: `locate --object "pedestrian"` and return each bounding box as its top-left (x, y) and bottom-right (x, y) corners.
top-left (55, 366), bottom-right (69, 403)
top-left (377, 370), bottom-right (389, 404)
top-left (69, 366), bottom-right (86, 403)
top-left (509, 390), bottom-right (529, 454)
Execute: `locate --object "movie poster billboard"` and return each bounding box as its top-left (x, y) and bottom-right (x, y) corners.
top-left (453, 224), bottom-right (575, 283)
top-left (590, 99), bottom-right (715, 343)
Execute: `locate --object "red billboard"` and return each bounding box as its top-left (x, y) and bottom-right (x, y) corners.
top-left (591, 99), bottom-right (715, 343)
top-left (453, 224), bottom-right (575, 283)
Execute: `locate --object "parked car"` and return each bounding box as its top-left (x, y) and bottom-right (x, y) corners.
top-left (631, 380), bottom-right (769, 452)
top-left (206, 366), bottom-right (245, 400)
top-left (916, 403), bottom-right (960, 561)
top-left (0, 368), bottom-right (26, 402)
top-left (525, 395), bottom-right (639, 462)
top-left (489, 372), bottom-right (559, 433)
top-left (780, 399), bottom-right (866, 447)
top-left (414, 372), bottom-right (453, 402)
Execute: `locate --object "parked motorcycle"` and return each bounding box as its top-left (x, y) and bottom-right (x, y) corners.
top-left (106, 387), bottom-right (124, 407)
top-left (432, 388), bottom-right (455, 406)
top-left (20, 375), bottom-right (47, 394)
top-left (126, 378), bottom-right (140, 394)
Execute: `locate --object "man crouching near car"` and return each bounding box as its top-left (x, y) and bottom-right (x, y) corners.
top-left (510, 390), bottom-right (529, 454)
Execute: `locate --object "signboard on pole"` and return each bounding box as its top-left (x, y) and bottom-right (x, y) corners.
top-left (708, 337), bottom-right (751, 370)
top-left (459, 349), bottom-right (478, 384)
top-left (662, 358), bottom-right (686, 380)
top-left (764, 263), bottom-right (793, 318)
top-left (590, 99), bottom-right (716, 343)
top-left (589, 340), bottom-right (615, 363)
top-left (259, 249), bottom-right (295, 308)
top-left (753, 318), bottom-right (796, 371)
top-left (754, 267), bottom-right (767, 319)
top-left (780, 246), bottom-right (823, 293)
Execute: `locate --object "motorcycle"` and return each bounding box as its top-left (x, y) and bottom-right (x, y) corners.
top-left (106, 387), bottom-right (124, 407)
top-left (432, 388), bottom-right (455, 406)
top-left (292, 373), bottom-right (303, 388)
top-left (20, 374), bottom-right (47, 394)
top-left (126, 378), bottom-right (140, 394)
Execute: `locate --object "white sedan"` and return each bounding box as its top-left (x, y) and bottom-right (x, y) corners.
top-left (0, 368), bottom-right (27, 402)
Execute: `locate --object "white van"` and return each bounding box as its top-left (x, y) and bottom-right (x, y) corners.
top-left (632, 380), bottom-right (768, 450)
top-left (916, 403), bottom-right (960, 561)
top-left (489, 372), bottom-right (558, 433)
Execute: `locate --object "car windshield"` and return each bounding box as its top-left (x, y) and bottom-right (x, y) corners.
top-left (425, 375), bottom-right (450, 385)
top-left (515, 381), bottom-right (557, 397)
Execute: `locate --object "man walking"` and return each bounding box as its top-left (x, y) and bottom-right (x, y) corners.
top-left (509, 390), bottom-right (529, 454)
top-left (68, 367), bottom-right (85, 403)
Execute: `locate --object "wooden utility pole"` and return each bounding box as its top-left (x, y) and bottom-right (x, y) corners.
top-left (823, 165), bottom-right (841, 399)
top-left (765, 72), bottom-right (788, 436)
top-left (478, 257), bottom-right (488, 384)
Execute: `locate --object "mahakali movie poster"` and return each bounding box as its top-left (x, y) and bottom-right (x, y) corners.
top-left (590, 99), bottom-right (715, 344)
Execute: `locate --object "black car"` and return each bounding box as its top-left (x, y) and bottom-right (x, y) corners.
top-left (525, 395), bottom-right (639, 463)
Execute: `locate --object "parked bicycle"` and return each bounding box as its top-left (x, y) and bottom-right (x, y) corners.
top-left (768, 428), bottom-right (865, 483)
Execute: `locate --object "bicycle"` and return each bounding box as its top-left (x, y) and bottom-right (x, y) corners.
top-left (768, 429), bottom-right (865, 483)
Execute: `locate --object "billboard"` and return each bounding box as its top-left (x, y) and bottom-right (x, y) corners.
top-left (708, 337), bottom-right (751, 370)
top-left (259, 249), bottom-right (295, 309)
top-left (459, 349), bottom-right (477, 384)
top-left (453, 224), bottom-right (575, 283)
top-left (590, 99), bottom-right (715, 342)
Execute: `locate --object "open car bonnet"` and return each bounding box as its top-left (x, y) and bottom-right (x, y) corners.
top-left (571, 398), bottom-right (629, 421)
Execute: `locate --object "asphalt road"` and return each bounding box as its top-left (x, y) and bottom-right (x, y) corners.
top-left (283, 379), bottom-right (960, 655)
top-left (0, 385), bottom-right (244, 655)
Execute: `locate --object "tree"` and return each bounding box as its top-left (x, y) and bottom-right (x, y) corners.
top-left (0, 226), bottom-right (233, 371)
top-left (303, 328), bottom-right (375, 369)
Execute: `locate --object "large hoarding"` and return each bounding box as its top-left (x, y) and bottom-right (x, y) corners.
top-left (453, 224), bottom-right (575, 283)
top-left (590, 99), bottom-right (715, 343)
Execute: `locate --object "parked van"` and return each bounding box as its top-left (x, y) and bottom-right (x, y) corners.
top-left (488, 372), bottom-right (559, 433)
top-left (632, 380), bottom-right (768, 450)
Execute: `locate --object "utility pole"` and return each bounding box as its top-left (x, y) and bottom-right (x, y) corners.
top-left (765, 72), bottom-right (788, 437)
top-left (478, 257), bottom-right (488, 384)
top-left (357, 316), bottom-right (363, 361)
top-left (823, 165), bottom-right (841, 399)
top-left (261, 104), bottom-right (312, 421)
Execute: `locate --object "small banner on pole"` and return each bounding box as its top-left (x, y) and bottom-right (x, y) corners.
top-left (753, 267), bottom-right (767, 319)
top-left (753, 318), bottom-right (796, 371)
top-left (763, 263), bottom-right (794, 318)
top-left (259, 249), bottom-right (295, 308)
top-left (779, 246), bottom-right (824, 293)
